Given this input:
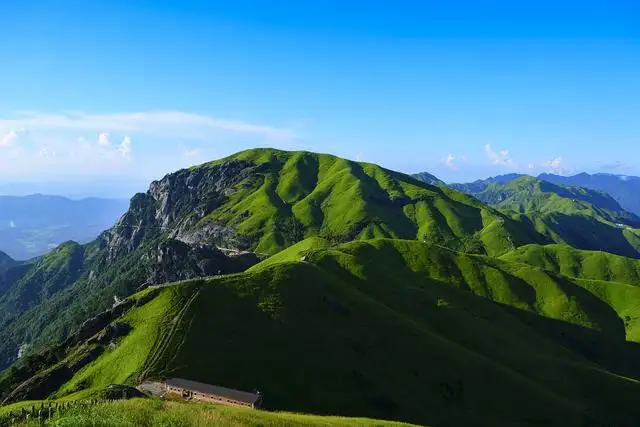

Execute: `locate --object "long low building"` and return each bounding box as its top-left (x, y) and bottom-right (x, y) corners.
top-left (164, 378), bottom-right (263, 409)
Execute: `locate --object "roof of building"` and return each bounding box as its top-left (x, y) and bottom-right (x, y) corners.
top-left (165, 378), bottom-right (260, 404)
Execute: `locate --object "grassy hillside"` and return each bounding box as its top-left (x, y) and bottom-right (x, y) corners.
top-left (478, 176), bottom-right (638, 223)
top-left (0, 149), bottom-right (556, 373)
top-left (197, 148), bottom-right (549, 256)
top-left (501, 243), bottom-right (640, 285)
top-left (7, 238), bottom-right (640, 426)
top-left (1, 398), bottom-right (420, 426)
top-left (540, 172), bottom-right (640, 217)
top-left (5, 149), bottom-right (640, 426)
top-left (411, 171), bottom-right (444, 186)
top-left (452, 175), bottom-right (640, 258)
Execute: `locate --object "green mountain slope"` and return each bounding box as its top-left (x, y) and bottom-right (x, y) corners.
top-left (540, 172), bottom-right (640, 217)
top-left (476, 176), bottom-right (639, 224)
top-left (450, 173), bottom-right (525, 194)
top-left (0, 149), bottom-right (555, 372)
top-left (452, 175), bottom-right (640, 258)
top-left (501, 243), bottom-right (640, 286)
top-left (199, 148), bottom-right (546, 255)
top-left (410, 171), bottom-right (445, 186)
top-left (5, 239), bottom-right (640, 427)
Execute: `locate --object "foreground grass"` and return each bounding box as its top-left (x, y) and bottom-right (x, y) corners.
top-left (16, 398), bottom-right (420, 427)
top-left (7, 238), bottom-right (640, 426)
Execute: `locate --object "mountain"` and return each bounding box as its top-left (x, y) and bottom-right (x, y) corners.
top-left (0, 195), bottom-right (129, 260)
top-left (4, 149), bottom-right (640, 426)
top-left (410, 171), bottom-right (444, 186)
top-left (3, 238), bottom-right (640, 426)
top-left (450, 173), bottom-right (525, 194)
top-left (0, 148), bottom-right (555, 372)
top-left (539, 172), bottom-right (640, 217)
top-left (449, 175), bottom-right (640, 258)
top-left (501, 243), bottom-right (640, 287)
top-left (0, 251), bottom-right (17, 274)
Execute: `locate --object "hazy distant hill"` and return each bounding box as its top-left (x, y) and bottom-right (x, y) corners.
top-left (0, 195), bottom-right (129, 260)
top-left (539, 172), bottom-right (640, 217)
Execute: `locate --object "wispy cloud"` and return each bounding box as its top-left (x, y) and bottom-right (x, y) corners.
top-left (545, 157), bottom-right (565, 174)
top-left (0, 111), bottom-right (297, 142)
top-left (442, 153), bottom-right (458, 170)
top-left (484, 144), bottom-right (514, 166)
top-left (598, 160), bottom-right (631, 171)
top-left (97, 132), bottom-right (110, 146)
top-left (1, 129), bottom-right (22, 147)
top-left (117, 136), bottom-right (132, 159)
top-left (0, 110), bottom-right (298, 179)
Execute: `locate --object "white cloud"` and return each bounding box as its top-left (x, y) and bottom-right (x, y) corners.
top-left (1, 130), bottom-right (19, 147)
top-left (182, 147), bottom-right (201, 158)
top-left (484, 144), bottom-right (514, 166)
top-left (97, 132), bottom-right (110, 146)
top-left (0, 110), bottom-right (297, 179)
top-left (527, 163), bottom-right (534, 169)
top-left (117, 136), bottom-right (132, 159)
top-left (546, 157), bottom-right (563, 172)
top-left (9, 220), bottom-right (15, 228)
top-left (445, 153), bottom-right (455, 166)
top-left (37, 147), bottom-right (56, 157)
top-left (0, 110), bottom-right (296, 142)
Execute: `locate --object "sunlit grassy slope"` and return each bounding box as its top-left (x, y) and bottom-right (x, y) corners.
top-left (4, 398), bottom-right (420, 427)
top-left (195, 148), bottom-right (548, 255)
top-left (501, 243), bottom-right (640, 285)
top-left (26, 238), bottom-right (639, 427)
top-left (457, 175), bottom-right (640, 258)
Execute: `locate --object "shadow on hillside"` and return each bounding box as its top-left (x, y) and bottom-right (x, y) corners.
top-left (497, 302), bottom-right (640, 381)
top-left (543, 213), bottom-right (640, 258)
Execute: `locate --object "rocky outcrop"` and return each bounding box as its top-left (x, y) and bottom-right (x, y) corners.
top-left (105, 160), bottom-right (260, 260)
top-left (143, 239), bottom-right (257, 285)
top-left (0, 159), bottom-right (264, 375)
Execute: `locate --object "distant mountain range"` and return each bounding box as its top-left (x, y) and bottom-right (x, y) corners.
top-left (440, 173), bottom-right (640, 258)
top-left (0, 195), bottom-right (129, 260)
top-left (442, 171), bottom-right (640, 217)
top-left (539, 172), bottom-right (640, 217)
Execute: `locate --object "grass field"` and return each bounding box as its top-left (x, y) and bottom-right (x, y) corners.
top-left (196, 148), bottom-right (548, 256)
top-left (5, 149), bottom-right (640, 426)
top-left (7, 238), bottom-right (632, 426)
top-left (4, 398), bottom-right (422, 426)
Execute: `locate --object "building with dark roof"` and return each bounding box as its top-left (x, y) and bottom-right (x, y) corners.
top-left (164, 378), bottom-right (263, 409)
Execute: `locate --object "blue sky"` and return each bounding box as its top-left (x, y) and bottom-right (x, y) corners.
top-left (0, 0), bottom-right (638, 195)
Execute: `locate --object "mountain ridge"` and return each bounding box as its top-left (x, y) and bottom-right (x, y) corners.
top-left (3, 149), bottom-right (640, 426)
top-left (3, 238), bottom-right (640, 426)
top-left (0, 148), bottom-right (551, 372)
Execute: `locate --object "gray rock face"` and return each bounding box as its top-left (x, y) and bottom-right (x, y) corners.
top-left (105, 160), bottom-right (258, 261)
top-left (143, 239), bottom-right (257, 285)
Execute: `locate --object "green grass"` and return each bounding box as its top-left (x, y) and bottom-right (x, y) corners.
top-left (9, 398), bottom-right (421, 426)
top-left (54, 289), bottom-right (183, 398)
top-left (455, 175), bottom-right (640, 258)
top-left (6, 149), bottom-right (640, 427)
top-left (501, 243), bottom-right (640, 285)
top-left (195, 148), bottom-right (549, 256)
top-left (13, 238), bottom-right (637, 427)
